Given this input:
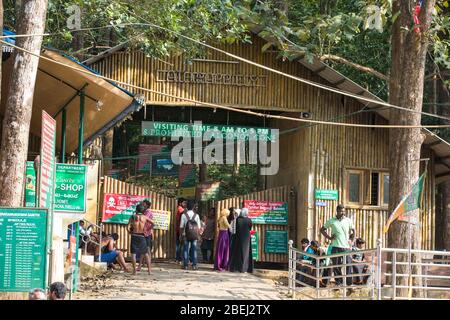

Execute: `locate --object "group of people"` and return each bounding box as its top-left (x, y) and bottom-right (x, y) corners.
top-left (175, 198), bottom-right (254, 273)
top-left (297, 204), bottom-right (370, 287)
top-left (28, 282), bottom-right (67, 300)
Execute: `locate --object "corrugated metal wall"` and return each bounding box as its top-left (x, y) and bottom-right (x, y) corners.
top-left (101, 176), bottom-right (177, 259)
top-left (213, 185), bottom-right (295, 263)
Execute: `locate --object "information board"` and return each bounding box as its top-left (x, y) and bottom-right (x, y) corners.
top-left (39, 111), bottom-right (57, 209)
top-left (25, 161), bottom-right (37, 207)
top-left (54, 164), bottom-right (87, 213)
top-left (244, 200), bottom-right (288, 225)
top-left (151, 209), bottom-right (171, 230)
top-left (264, 230), bottom-right (288, 254)
top-left (197, 182), bottom-right (221, 201)
top-left (251, 231), bottom-right (259, 261)
top-left (0, 208), bottom-right (48, 292)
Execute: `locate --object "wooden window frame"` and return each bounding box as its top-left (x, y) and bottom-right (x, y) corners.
top-left (346, 169), bottom-right (364, 206)
top-left (344, 168), bottom-right (389, 209)
top-left (380, 172), bottom-right (390, 208)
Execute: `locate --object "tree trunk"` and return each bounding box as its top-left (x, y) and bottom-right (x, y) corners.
top-left (387, 0), bottom-right (435, 298)
top-left (0, 0), bottom-right (48, 300)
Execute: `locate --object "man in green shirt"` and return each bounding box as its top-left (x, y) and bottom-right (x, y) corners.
top-left (320, 204), bottom-right (355, 285)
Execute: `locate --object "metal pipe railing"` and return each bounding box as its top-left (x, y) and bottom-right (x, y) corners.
top-left (288, 238), bottom-right (450, 300)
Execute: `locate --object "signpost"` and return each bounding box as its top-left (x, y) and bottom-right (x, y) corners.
top-left (142, 121), bottom-right (274, 141)
top-left (25, 161), bottom-right (37, 207)
top-left (178, 187), bottom-right (196, 199)
top-left (102, 194), bottom-right (150, 224)
top-left (264, 230), bottom-right (288, 254)
top-left (54, 164), bottom-right (87, 213)
top-left (244, 200), bottom-right (288, 225)
top-left (0, 208), bottom-right (48, 292)
top-left (315, 189), bottom-right (339, 200)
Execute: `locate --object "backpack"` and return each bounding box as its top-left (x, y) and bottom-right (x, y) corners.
top-left (184, 212), bottom-right (199, 241)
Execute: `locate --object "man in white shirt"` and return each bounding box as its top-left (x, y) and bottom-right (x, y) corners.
top-left (180, 201), bottom-right (201, 270)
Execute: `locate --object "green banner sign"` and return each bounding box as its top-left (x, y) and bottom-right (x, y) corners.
top-left (142, 121), bottom-right (274, 141)
top-left (25, 162), bottom-right (37, 207)
top-left (315, 189), bottom-right (339, 200)
top-left (54, 164), bottom-right (87, 213)
top-left (264, 230), bottom-right (288, 254)
top-left (0, 208), bottom-right (48, 292)
top-left (251, 231), bottom-right (259, 261)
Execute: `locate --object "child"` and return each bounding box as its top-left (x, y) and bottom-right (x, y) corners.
top-left (351, 238), bottom-right (369, 285)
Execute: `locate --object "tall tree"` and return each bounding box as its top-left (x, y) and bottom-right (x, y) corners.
top-left (0, 0), bottom-right (48, 207)
top-left (387, 0), bottom-right (436, 296)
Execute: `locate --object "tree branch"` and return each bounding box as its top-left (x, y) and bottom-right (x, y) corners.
top-left (319, 54), bottom-right (389, 81)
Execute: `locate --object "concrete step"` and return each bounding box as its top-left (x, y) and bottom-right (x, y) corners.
top-left (79, 258), bottom-right (107, 277)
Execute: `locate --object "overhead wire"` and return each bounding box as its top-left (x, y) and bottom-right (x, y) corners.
top-left (2, 39), bottom-right (450, 129)
top-left (2, 20), bottom-right (450, 121)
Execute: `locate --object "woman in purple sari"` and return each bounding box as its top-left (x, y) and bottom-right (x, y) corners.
top-left (214, 208), bottom-right (230, 271)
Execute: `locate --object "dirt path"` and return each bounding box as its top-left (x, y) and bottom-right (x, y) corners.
top-left (73, 262), bottom-right (289, 300)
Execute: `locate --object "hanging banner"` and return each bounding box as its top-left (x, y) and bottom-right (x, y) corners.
top-left (264, 230), bottom-right (288, 254)
top-left (250, 230), bottom-right (259, 261)
top-left (0, 208), bottom-right (48, 292)
top-left (102, 194), bottom-right (149, 224)
top-left (137, 144), bottom-right (167, 172)
top-left (197, 182), bottom-right (221, 201)
top-left (25, 161), bottom-right (37, 207)
top-left (179, 164), bottom-right (197, 187)
top-left (151, 209), bottom-right (171, 231)
top-left (244, 200), bottom-right (288, 225)
top-left (142, 121), bottom-right (274, 141)
top-left (151, 154), bottom-right (179, 176)
top-left (178, 186), bottom-right (196, 199)
top-left (54, 164), bottom-right (87, 213)
top-left (39, 111), bottom-right (57, 209)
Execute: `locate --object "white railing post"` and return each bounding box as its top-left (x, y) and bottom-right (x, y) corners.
top-left (99, 223), bottom-right (103, 264)
top-left (377, 238), bottom-right (382, 300)
top-left (288, 240), bottom-right (293, 295)
top-left (392, 252), bottom-right (397, 300)
top-left (292, 250), bottom-right (297, 300)
top-left (343, 252), bottom-right (347, 299)
top-left (316, 255), bottom-right (320, 299)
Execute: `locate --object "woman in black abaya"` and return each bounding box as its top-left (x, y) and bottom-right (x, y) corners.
top-left (229, 208), bottom-right (253, 273)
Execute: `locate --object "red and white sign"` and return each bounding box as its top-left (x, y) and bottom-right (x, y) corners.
top-left (39, 111), bottom-right (56, 208)
top-left (102, 193), bottom-right (149, 224)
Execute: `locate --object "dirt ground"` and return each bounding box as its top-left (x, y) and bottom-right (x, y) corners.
top-left (73, 262), bottom-right (290, 300)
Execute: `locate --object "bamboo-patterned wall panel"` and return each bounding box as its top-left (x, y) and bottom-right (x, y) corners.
top-left (92, 37), bottom-right (333, 112)
top-left (100, 176), bottom-right (177, 259)
top-left (213, 185), bottom-right (295, 263)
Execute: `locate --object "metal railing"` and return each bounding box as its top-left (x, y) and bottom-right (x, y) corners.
top-left (288, 240), bottom-right (377, 300)
top-left (381, 247), bottom-right (450, 300)
top-left (288, 239), bottom-right (450, 300)
top-left (80, 218), bottom-right (103, 263)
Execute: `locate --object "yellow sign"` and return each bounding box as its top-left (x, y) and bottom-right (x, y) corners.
top-left (178, 187), bottom-right (196, 199)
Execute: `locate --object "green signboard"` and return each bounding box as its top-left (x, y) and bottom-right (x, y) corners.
top-left (142, 121), bottom-right (274, 141)
top-left (264, 230), bottom-right (288, 254)
top-left (25, 162), bottom-right (37, 207)
top-left (54, 164), bottom-right (87, 213)
top-left (315, 189), bottom-right (339, 200)
top-left (0, 208), bottom-right (48, 292)
top-left (251, 231), bottom-right (259, 261)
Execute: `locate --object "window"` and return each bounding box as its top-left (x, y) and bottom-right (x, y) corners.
top-left (346, 169), bottom-right (389, 207)
top-left (381, 173), bottom-right (390, 206)
top-left (347, 170), bottom-right (363, 205)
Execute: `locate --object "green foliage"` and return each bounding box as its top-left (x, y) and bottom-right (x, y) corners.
top-left (207, 164), bottom-right (258, 199)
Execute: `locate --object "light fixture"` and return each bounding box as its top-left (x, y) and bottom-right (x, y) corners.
top-left (96, 100), bottom-right (104, 111)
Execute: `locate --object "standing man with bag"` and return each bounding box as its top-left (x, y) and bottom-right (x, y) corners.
top-left (180, 200), bottom-right (201, 270)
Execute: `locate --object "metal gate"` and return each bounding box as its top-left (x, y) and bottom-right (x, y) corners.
top-left (213, 185), bottom-right (296, 263)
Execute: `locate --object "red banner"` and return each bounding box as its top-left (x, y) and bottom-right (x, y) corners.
top-left (39, 111), bottom-right (56, 208)
top-left (102, 193), bottom-right (149, 224)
